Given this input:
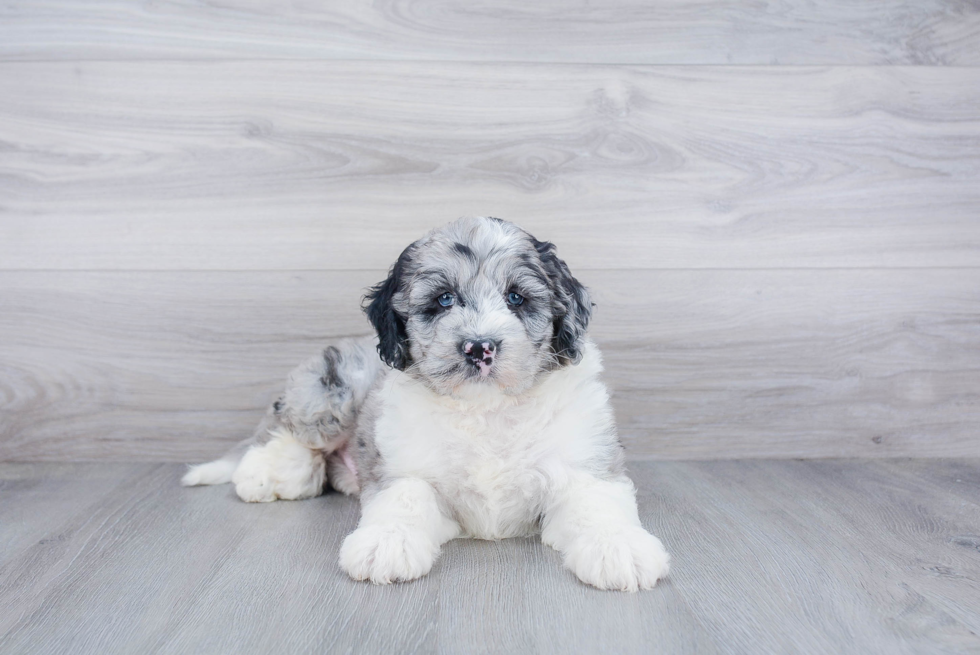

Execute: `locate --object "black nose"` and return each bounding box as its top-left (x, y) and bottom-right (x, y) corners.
top-left (461, 338), bottom-right (497, 366)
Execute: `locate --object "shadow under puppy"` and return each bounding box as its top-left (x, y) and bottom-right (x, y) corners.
top-left (183, 216), bottom-right (670, 591)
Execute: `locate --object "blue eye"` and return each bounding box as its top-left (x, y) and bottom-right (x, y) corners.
top-left (437, 292), bottom-right (455, 307)
top-left (507, 292), bottom-right (525, 306)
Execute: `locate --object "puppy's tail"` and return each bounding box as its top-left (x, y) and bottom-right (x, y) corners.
top-left (181, 335), bottom-right (383, 489)
top-left (181, 438), bottom-right (253, 487)
top-left (181, 458), bottom-right (237, 487)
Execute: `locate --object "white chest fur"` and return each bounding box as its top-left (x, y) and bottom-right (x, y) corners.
top-left (372, 342), bottom-right (618, 540)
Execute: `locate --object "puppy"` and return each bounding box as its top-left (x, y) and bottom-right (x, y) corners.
top-left (183, 216), bottom-right (670, 591)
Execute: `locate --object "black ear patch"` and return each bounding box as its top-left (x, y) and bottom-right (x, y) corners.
top-left (533, 238), bottom-right (593, 365)
top-left (363, 246), bottom-right (414, 370)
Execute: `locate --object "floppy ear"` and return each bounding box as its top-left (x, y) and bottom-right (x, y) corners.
top-left (533, 238), bottom-right (593, 365)
top-left (363, 247), bottom-right (413, 370)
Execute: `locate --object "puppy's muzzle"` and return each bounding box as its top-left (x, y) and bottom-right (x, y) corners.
top-left (461, 338), bottom-right (497, 378)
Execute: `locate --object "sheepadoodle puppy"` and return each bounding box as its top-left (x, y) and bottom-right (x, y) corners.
top-left (183, 216), bottom-right (670, 591)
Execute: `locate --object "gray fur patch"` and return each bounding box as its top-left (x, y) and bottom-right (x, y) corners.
top-left (228, 217), bottom-right (611, 499)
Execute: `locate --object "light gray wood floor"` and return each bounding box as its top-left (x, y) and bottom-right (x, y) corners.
top-left (2, 459), bottom-right (978, 654)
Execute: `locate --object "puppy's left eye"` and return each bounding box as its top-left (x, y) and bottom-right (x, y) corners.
top-left (507, 292), bottom-right (525, 306)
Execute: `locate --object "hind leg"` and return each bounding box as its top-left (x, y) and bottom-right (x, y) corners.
top-left (182, 336), bottom-right (380, 499)
top-left (232, 428), bottom-right (327, 502)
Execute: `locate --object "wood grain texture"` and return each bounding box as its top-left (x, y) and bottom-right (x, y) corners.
top-left (2, 63), bottom-right (979, 271)
top-left (0, 462), bottom-right (151, 567)
top-left (2, 269), bottom-right (977, 462)
top-left (647, 460), bottom-right (980, 653)
top-left (2, 0), bottom-right (980, 65)
top-left (0, 460), bottom-right (977, 653)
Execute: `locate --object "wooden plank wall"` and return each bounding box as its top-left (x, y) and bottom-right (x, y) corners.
top-left (1, 2), bottom-right (979, 461)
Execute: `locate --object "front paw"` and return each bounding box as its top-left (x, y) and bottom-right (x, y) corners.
top-left (563, 526), bottom-right (670, 592)
top-left (339, 524), bottom-right (439, 585)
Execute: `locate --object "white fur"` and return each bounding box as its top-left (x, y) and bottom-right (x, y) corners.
top-left (339, 478), bottom-right (460, 584)
top-left (340, 341), bottom-right (669, 589)
top-left (181, 459), bottom-right (236, 487)
top-left (541, 472), bottom-right (670, 591)
top-left (230, 428), bottom-right (326, 503)
top-left (183, 217), bottom-right (670, 591)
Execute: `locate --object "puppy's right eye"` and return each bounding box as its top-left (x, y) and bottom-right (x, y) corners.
top-left (437, 292), bottom-right (456, 308)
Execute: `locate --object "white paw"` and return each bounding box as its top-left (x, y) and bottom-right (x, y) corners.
top-left (232, 466), bottom-right (277, 503)
top-left (562, 527), bottom-right (670, 592)
top-left (231, 431), bottom-right (326, 503)
top-left (339, 524), bottom-right (439, 584)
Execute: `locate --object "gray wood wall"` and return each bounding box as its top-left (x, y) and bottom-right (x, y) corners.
top-left (1, 2), bottom-right (979, 462)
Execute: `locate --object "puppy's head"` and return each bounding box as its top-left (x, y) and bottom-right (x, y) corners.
top-left (363, 217), bottom-right (592, 395)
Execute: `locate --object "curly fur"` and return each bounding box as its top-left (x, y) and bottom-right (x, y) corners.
top-left (183, 216), bottom-right (669, 591)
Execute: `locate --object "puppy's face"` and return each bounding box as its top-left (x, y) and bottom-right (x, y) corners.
top-left (364, 217), bottom-right (592, 396)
